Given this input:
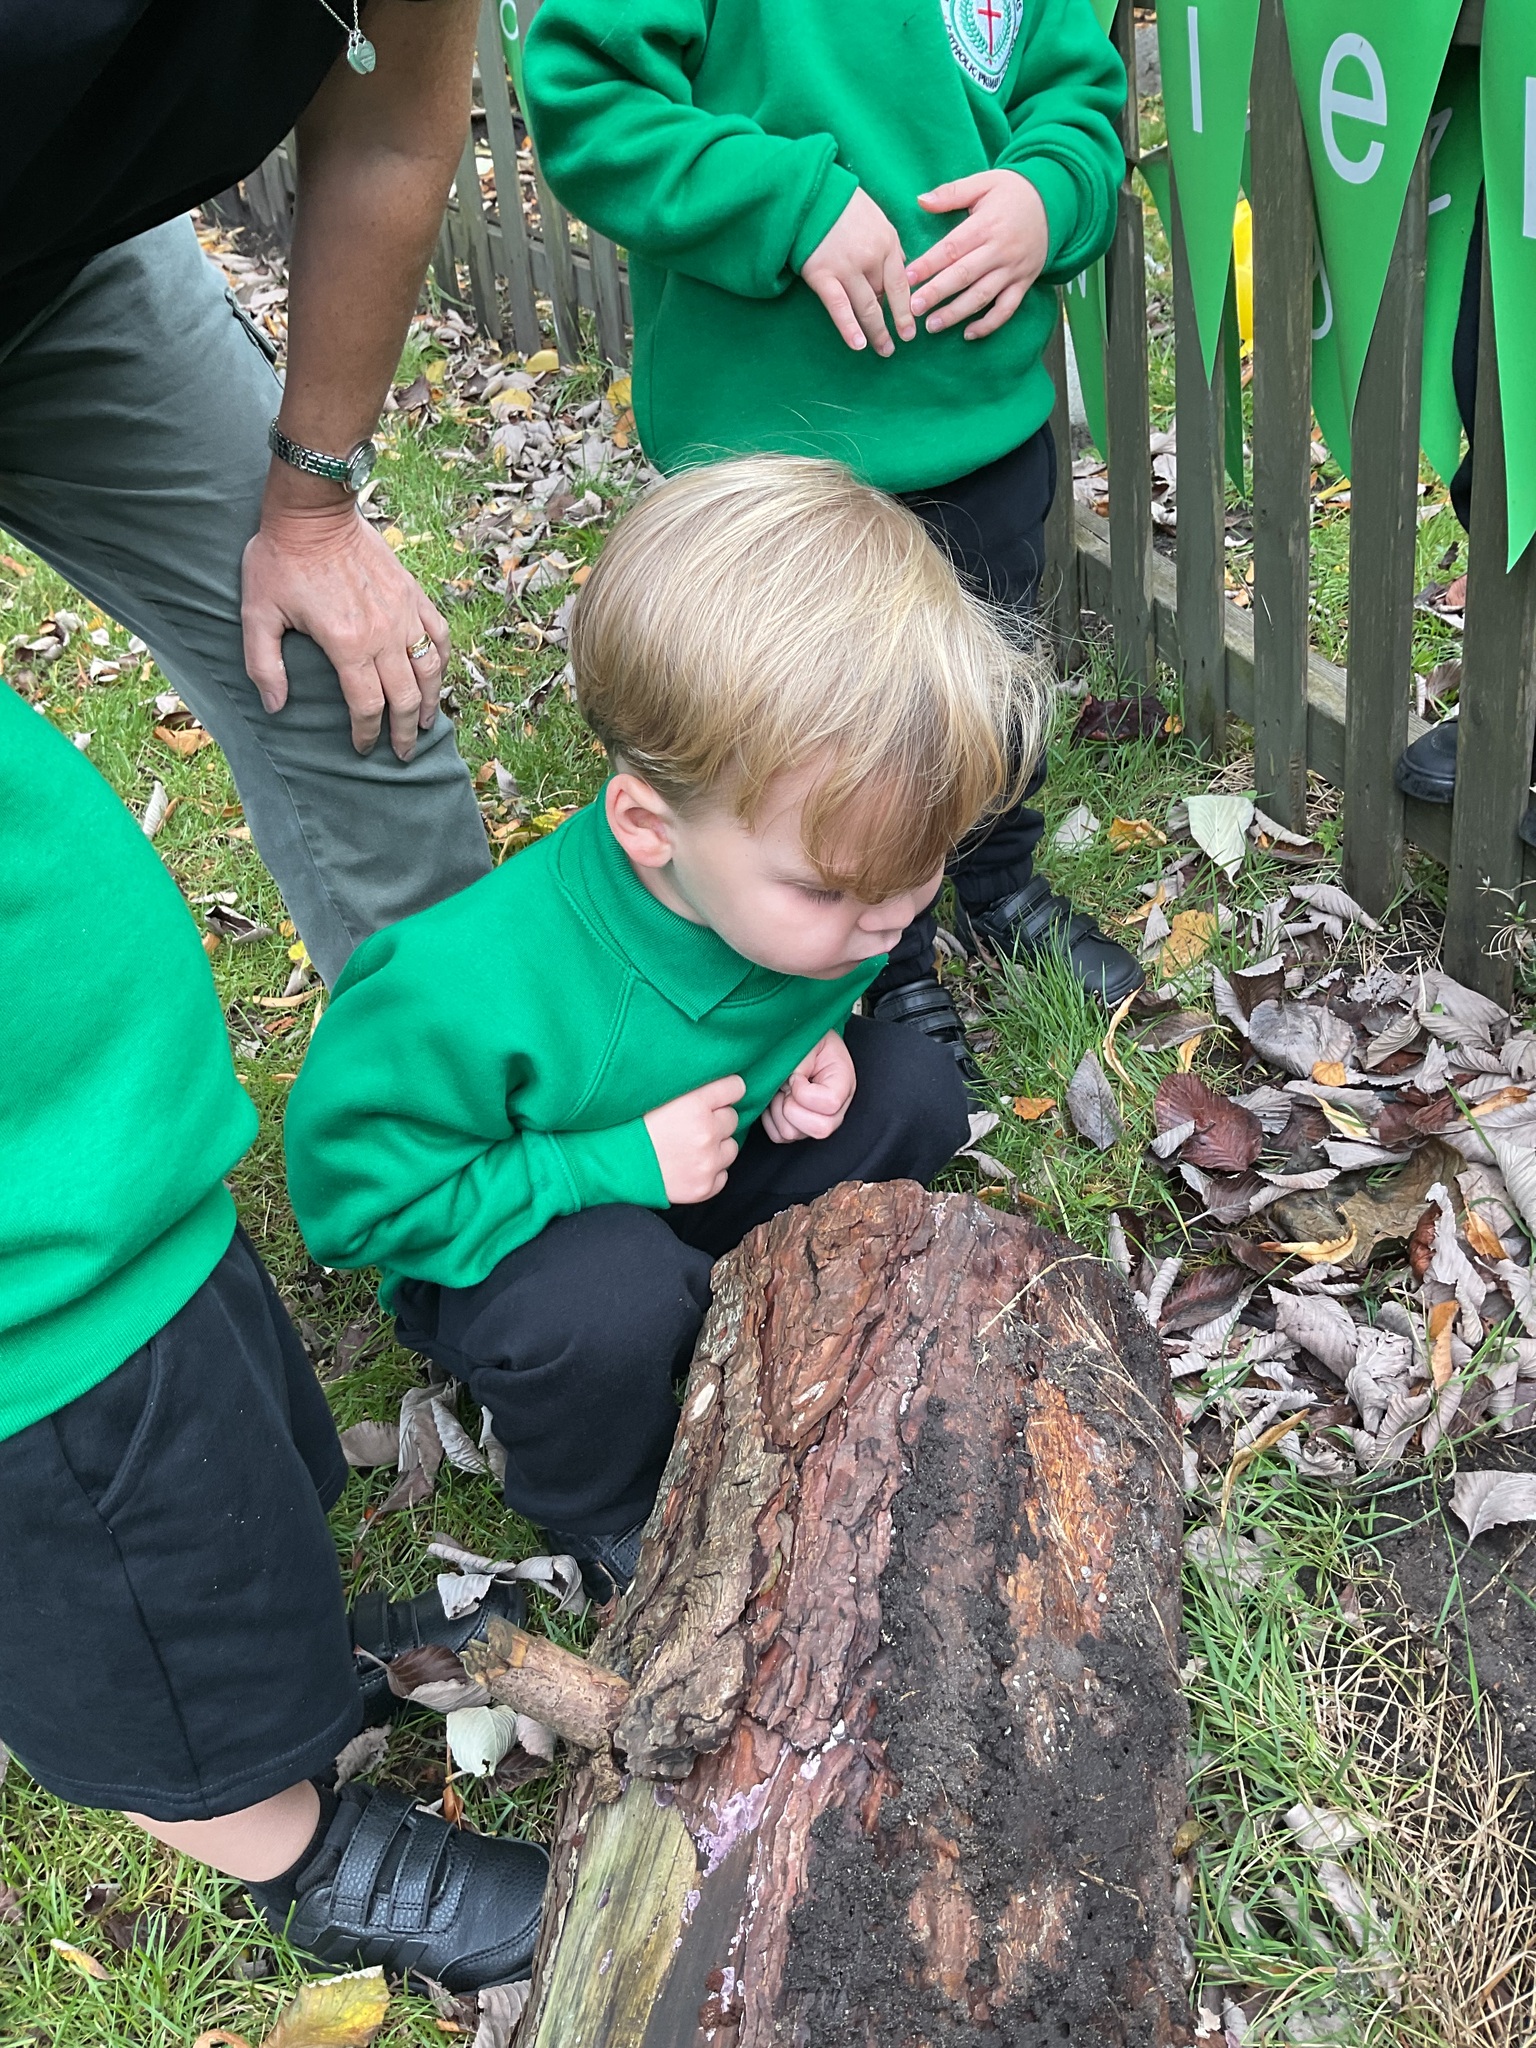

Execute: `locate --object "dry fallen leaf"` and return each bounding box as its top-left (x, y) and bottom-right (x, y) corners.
top-left (49, 1938), bottom-right (108, 1981)
top-left (524, 348), bottom-right (560, 373)
top-left (1157, 909), bottom-right (1220, 978)
top-left (1428, 1299), bottom-right (1459, 1391)
top-left (1154, 1071), bottom-right (1263, 1173)
top-left (1107, 815), bottom-right (1167, 851)
top-left (1220, 1412), bottom-right (1304, 1518)
top-left (1186, 792), bottom-right (1255, 880)
top-left (261, 1968), bottom-right (390, 2048)
top-left (1450, 1470), bottom-right (1536, 1542)
top-left (1311, 1061), bottom-right (1348, 1087)
top-left (1260, 1227), bottom-right (1359, 1265)
top-left (1064, 1051), bottom-right (1123, 1151)
top-left (1011, 1095), bottom-right (1056, 1121)
top-left (154, 722), bottom-right (215, 758)
top-left (1464, 1210), bottom-right (1508, 1262)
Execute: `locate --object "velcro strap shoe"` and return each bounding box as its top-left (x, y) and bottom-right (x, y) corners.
top-left (350, 1581), bottom-right (527, 1725)
top-left (269, 1783), bottom-right (547, 1992)
top-left (955, 876), bottom-right (1143, 1008)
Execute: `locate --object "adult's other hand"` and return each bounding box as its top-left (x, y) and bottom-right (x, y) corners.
top-left (241, 495), bottom-right (449, 760)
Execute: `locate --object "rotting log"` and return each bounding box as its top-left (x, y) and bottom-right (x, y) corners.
top-left (469, 1182), bottom-right (1191, 2044)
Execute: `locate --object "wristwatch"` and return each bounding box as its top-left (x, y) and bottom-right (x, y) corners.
top-left (267, 421), bottom-right (377, 494)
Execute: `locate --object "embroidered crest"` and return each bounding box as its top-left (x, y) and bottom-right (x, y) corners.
top-left (940, 0), bottom-right (1023, 92)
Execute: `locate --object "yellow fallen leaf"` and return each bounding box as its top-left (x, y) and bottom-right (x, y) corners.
top-left (1220, 1411), bottom-right (1303, 1520)
top-left (489, 386), bottom-right (533, 414)
top-left (1175, 1034), bottom-right (1204, 1071)
top-left (1311, 1060), bottom-right (1348, 1086)
top-left (1107, 816), bottom-right (1166, 852)
top-left (1157, 910), bottom-right (1220, 978)
top-left (1429, 1298), bottom-right (1459, 1391)
top-left (1464, 1210), bottom-right (1507, 1262)
top-left (606, 375), bottom-right (632, 410)
top-left (49, 1938), bottom-right (108, 1981)
top-left (1101, 983), bottom-right (1140, 1086)
top-left (529, 806), bottom-right (575, 834)
top-left (1011, 1095), bottom-right (1056, 1121)
top-left (256, 991), bottom-right (320, 1011)
top-left (423, 358), bottom-right (447, 386)
top-left (525, 348), bottom-right (560, 374)
top-left (1120, 886), bottom-right (1169, 926)
top-left (288, 940), bottom-right (310, 968)
top-left (261, 1968), bottom-right (390, 2048)
top-left (1259, 1226), bottom-right (1359, 1265)
top-left (381, 526), bottom-right (405, 548)
top-left (1172, 1817), bottom-right (1204, 1858)
top-left (155, 722), bottom-right (215, 758)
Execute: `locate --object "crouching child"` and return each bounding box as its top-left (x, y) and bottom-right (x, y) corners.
top-left (285, 456), bottom-right (1044, 1600)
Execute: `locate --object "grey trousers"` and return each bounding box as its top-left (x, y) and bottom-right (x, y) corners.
top-left (0, 218), bottom-right (491, 984)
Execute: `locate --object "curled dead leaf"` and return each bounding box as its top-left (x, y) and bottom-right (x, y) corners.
top-left (1011, 1095), bottom-right (1056, 1121)
top-left (1259, 1227), bottom-right (1359, 1266)
top-left (1311, 1061), bottom-right (1348, 1087)
top-left (1428, 1299), bottom-right (1458, 1391)
top-left (1107, 816), bottom-right (1167, 852)
top-left (1157, 910), bottom-right (1220, 979)
top-left (49, 1938), bottom-right (108, 1981)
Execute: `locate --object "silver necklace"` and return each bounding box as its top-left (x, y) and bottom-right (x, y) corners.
top-left (314, 0), bottom-right (376, 73)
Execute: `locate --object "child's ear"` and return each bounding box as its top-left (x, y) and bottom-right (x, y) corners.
top-left (606, 772), bottom-right (679, 870)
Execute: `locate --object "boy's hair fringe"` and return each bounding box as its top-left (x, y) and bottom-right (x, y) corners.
top-left (569, 455), bottom-right (1049, 902)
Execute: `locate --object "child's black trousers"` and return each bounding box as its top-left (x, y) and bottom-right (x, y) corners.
top-left (882, 422), bottom-right (1055, 987)
top-left (392, 1016), bottom-right (969, 1539)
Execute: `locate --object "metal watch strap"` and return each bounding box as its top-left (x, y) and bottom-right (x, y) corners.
top-left (267, 421), bottom-right (375, 492)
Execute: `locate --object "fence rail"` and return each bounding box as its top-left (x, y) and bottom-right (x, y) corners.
top-left (216, 0), bottom-right (1531, 1002)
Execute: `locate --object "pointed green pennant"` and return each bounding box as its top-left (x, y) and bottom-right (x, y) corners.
top-left (1282, 0), bottom-right (1462, 418)
top-left (499, 0), bottom-right (526, 103)
top-left (1420, 47), bottom-right (1481, 488)
top-left (1481, 0), bottom-right (1536, 567)
top-left (1223, 265), bottom-right (1245, 494)
top-left (1154, 0), bottom-right (1261, 378)
top-left (1311, 227), bottom-right (1353, 477)
top-left (1063, 263), bottom-right (1109, 458)
top-left (1089, 0), bottom-right (1117, 34)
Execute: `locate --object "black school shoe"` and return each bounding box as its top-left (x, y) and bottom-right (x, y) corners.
top-left (541, 1521), bottom-right (646, 1606)
top-left (1396, 720), bottom-right (1536, 845)
top-left (350, 1581), bottom-right (527, 1725)
top-left (869, 977), bottom-right (985, 1103)
top-left (955, 876), bottom-right (1143, 1008)
top-left (262, 1783), bottom-right (547, 1991)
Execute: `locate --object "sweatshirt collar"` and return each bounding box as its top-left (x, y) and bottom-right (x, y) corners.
top-left (555, 796), bottom-right (776, 1020)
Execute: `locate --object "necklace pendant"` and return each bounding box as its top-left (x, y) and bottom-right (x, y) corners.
top-left (346, 29), bottom-right (376, 72)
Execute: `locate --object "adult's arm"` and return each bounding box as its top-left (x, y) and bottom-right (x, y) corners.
top-left (241, 0), bottom-right (478, 760)
top-left (522, 0), bottom-right (855, 298)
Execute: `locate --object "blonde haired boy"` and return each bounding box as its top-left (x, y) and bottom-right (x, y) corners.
top-left (286, 457), bottom-right (1042, 1597)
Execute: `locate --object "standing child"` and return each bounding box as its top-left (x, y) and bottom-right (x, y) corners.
top-left (0, 684), bottom-right (548, 1992)
top-left (520, 0), bottom-right (1141, 1087)
top-left (285, 457), bottom-right (1043, 1600)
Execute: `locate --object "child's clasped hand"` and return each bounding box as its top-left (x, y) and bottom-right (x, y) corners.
top-left (803, 170), bottom-right (1048, 352)
top-left (761, 1030), bottom-right (856, 1145)
top-left (643, 1073), bottom-right (745, 1203)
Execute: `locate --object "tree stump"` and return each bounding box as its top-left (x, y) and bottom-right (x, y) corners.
top-left (504, 1182), bottom-right (1190, 2046)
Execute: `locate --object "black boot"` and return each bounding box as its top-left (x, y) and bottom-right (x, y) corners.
top-left (955, 876), bottom-right (1142, 1007)
top-left (1395, 719), bottom-right (1458, 802)
top-left (350, 1581), bottom-right (527, 1724)
top-left (541, 1521), bottom-right (646, 1605)
top-left (257, 1782), bottom-right (547, 1991)
top-left (868, 977), bottom-right (985, 1104)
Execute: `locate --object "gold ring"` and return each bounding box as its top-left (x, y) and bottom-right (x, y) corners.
top-left (406, 634), bottom-right (433, 660)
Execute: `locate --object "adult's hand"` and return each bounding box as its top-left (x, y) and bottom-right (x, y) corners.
top-left (241, 496), bottom-right (449, 760)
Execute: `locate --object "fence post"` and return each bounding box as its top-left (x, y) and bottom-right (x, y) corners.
top-left (1342, 145), bottom-right (1427, 919)
top-left (588, 237), bottom-right (629, 370)
top-left (1171, 167), bottom-right (1227, 757)
top-left (1042, 304), bottom-right (1082, 672)
top-left (1104, 0), bottom-right (1154, 685)
top-left (454, 135), bottom-right (504, 339)
top-left (1247, 0), bottom-right (1313, 830)
top-left (1445, 218), bottom-right (1536, 1002)
top-left (477, 0), bottom-right (544, 354)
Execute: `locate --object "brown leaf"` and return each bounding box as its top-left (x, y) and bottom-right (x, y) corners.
top-left (1376, 1094), bottom-right (1457, 1150)
top-left (1134, 1008), bottom-right (1215, 1053)
top-left (1072, 693), bottom-right (1170, 744)
top-left (1450, 1469), bottom-right (1536, 1541)
top-left (1407, 1202), bottom-right (1439, 1280)
top-left (99, 1906), bottom-right (189, 1954)
top-left (1154, 1072), bottom-right (1263, 1173)
top-left (1259, 1227), bottom-right (1360, 1265)
top-left (338, 1421), bottom-right (400, 1469)
top-left (1429, 1299), bottom-right (1459, 1391)
top-left (1010, 1095), bottom-right (1056, 1121)
top-left (1337, 1140), bottom-right (1466, 1271)
top-left (1229, 957), bottom-right (1286, 1017)
top-left (1065, 1052), bottom-right (1123, 1150)
top-left (1159, 1263), bottom-right (1249, 1334)
top-left (49, 1938), bottom-right (108, 1980)
top-left (1108, 816), bottom-right (1167, 852)
top-left (1311, 1061), bottom-right (1348, 1087)
top-left (1464, 1210), bottom-right (1507, 1262)
top-left (0, 1883), bottom-right (22, 1926)
top-left (155, 722), bottom-right (215, 758)
top-left (384, 1643), bottom-right (470, 1700)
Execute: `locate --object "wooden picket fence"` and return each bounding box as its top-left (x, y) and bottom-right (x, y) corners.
top-left (217, 0), bottom-right (1534, 1002)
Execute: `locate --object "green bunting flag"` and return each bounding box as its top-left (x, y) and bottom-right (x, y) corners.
top-left (1481, 0), bottom-right (1536, 568)
top-left (499, 0), bottom-right (526, 102)
top-left (1063, 263), bottom-right (1110, 459)
top-left (1419, 48), bottom-right (1481, 488)
top-left (1282, 0), bottom-right (1462, 419)
top-left (1310, 229), bottom-right (1353, 477)
top-left (1154, 0), bottom-right (1261, 379)
top-left (1089, 0), bottom-right (1117, 36)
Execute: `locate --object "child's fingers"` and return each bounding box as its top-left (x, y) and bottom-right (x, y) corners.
top-left (701, 1074), bottom-right (747, 1106)
top-left (913, 244), bottom-right (999, 320)
top-left (845, 270), bottom-right (895, 355)
top-left (905, 217), bottom-right (984, 291)
top-left (807, 274), bottom-right (872, 352)
top-left (917, 174), bottom-right (992, 215)
top-left (882, 244), bottom-right (916, 341)
top-left (965, 283), bottom-right (1027, 340)
top-left (923, 269), bottom-right (1010, 335)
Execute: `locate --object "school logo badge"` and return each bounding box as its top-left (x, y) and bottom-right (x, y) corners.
top-left (941, 0), bottom-right (1023, 92)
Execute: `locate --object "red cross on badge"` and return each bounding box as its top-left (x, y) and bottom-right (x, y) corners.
top-left (976, 0), bottom-right (1002, 53)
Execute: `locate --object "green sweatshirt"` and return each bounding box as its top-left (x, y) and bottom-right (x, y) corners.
top-left (0, 684), bottom-right (256, 1440)
top-left (284, 796), bottom-right (879, 1298)
top-left (521, 0), bottom-right (1125, 491)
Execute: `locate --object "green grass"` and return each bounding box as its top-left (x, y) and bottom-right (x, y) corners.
top-left (0, 288), bottom-right (1516, 2043)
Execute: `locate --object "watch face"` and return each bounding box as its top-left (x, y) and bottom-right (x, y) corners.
top-left (346, 441), bottom-right (377, 493)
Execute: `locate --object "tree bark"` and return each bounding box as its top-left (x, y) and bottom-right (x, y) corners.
top-left (517, 1181), bottom-right (1191, 2047)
